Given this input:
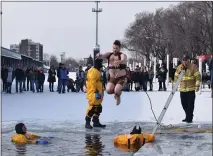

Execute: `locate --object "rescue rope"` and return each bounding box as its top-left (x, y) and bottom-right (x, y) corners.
top-left (144, 91), bottom-right (212, 133)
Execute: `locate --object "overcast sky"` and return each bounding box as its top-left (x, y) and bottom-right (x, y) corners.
top-left (2, 1), bottom-right (178, 60)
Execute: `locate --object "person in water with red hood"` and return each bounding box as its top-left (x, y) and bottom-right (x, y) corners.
top-left (11, 123), bottom-right (50, 144)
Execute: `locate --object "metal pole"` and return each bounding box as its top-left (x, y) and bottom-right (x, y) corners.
top-left (166, 54), bottom-right (169, 85)
top-left (92, 1), bottom-right (102, 46)
top-left (198, 58), bottom-right (202, 94)
top-left (96, 2), bottom-right (98, 45)
top-left (154, 57), bottom-right (157, 83)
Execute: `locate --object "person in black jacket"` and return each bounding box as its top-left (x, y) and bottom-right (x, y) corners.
top-left (1, 66), bottom-right (8, 92)
top-left (157, 64), bottom-right (168, 91)
top-left (38, 68), bottom-right (45, 92)
top-left (141, 67), bottom-right (149, 91)
top-left (15, 65), bottom-right (24, 93)
top-left (132, 66), bottom-right (141, 91)
top-left (22, 68), bottom-right (27, 91)
top-left (101, 68), bottom-right (107, 90)
top-left (48, 65), bottom-right (56, 92)
top-left (56, 63), bottom-right (62, 92)
top-left (67, 78), bottom-right (76, 92)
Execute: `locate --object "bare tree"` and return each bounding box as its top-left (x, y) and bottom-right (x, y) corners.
top-left (123, 1), bottom-right (213, 62)
top-left (65, 57), bottom-right (79, 71)
top-left (50, 55), bottom-right (58, 67)
top-left (43, 53), bottom-right (50, 66)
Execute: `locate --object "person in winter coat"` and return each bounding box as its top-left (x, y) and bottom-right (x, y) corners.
top-left (148, 67), bottom-right (154, 91)
top-left (26, 68), bottom-right (32, 91)
top-left (157, 65), bottom-right (168, 91)
top-left (124, 67), bottom-right (132, 92)
top-left (22, 68), bottom-right (27, 91)
top-left (132, 66), bottom-right (141, 91)
top-left (38, 68), bottom-right (45, 92)
top-left (76, 66), bottom-right (85, 92)
top-left (209, 56), bottom-right (213, 97)
top-left (1, 66), bottom-right (8, 92)
top-left (67, 78), bottom-right (76, 92)
top-left (56, 63), bottom-right (63, 92)
top-left (15, 65), bottom-right (25, 93)
top-left (100, 68), bottom-right (107, 90)
top-left (6, 67), bottom-right (15, 93)
top-left (48, 65), bottom-right (56, 92)
top-left (58, 63), bottom-right (69, 94)
top-left (29, 68), bottom-right (38, 93)
top-left (141, 67), bottom-right (149, 91)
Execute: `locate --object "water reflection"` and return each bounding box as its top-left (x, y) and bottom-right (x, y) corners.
top-left (15, 144), bottom-right (27, 156)
top-left (84, 134), bottom-right (105, 156)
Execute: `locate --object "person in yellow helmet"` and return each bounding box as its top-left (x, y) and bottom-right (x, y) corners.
top-left (114, 126), bottom-right (155, 152)
top-left (85, 58), bottom-right (106, 129)
top-left (174, 55), bottom-right (201, 123)
top-left (11, 123), bottom-right (49, 144)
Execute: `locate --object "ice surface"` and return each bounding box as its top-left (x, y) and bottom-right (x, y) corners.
top-left (2, 72), bottom-right (212, 156)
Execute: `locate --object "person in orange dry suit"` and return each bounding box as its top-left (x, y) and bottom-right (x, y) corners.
top-left (11, 123), bottom-right (50, 145)
top-left (114, 126), bottom-right (155, 152)
top-left (85, 58), bottom-right (106, 129)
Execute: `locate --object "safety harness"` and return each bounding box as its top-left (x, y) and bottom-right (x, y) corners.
top-left (106, 52), bottom-right (127, 70)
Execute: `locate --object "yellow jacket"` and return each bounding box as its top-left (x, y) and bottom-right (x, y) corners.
top-left (174, 63), bottom-right (201, 92)
top-left (86, 67), bottom-right (103, 105)
top-left (11, 133), bottom-right (40, 144)
top-left (114, 134), bottom-right (155, 152)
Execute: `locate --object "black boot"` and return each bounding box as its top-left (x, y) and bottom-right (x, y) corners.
top-left (85, 116), bottom-right (93, 129)
top-left (92, 117), bottom-right (106, 128)
top-left (182, 118), bottom-right (187, 122)
top-left (51, 85), bottom-right (54, 92)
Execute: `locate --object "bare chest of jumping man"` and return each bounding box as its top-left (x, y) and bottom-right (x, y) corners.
top-left (108, 53), bottom-right (127, 78)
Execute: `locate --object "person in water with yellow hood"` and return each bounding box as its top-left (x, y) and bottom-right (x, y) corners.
top-left (11, 123), bottom-right (49, 144)
top-left (114, 126), bottom-right (155, 152)
top-left (85, 58), bottom-right (106, 129)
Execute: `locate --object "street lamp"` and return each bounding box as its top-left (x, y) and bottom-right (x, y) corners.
top-left (92, 1), bottom-right (102, 46)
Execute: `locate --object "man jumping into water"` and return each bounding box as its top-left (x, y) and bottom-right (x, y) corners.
top-left (96, 40), bottom-right (127, 105)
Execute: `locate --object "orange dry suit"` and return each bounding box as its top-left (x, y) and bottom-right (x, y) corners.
top-left (86, 67), bottom-right (104, 118)
top-left (114, 133), bottom-right (155, 152)
top-left (11, 133), bottom-right (40, 144)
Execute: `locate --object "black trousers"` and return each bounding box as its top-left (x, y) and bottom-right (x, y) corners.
top-left (49, 82), bottom-right (54, 91)
top-left (180, 91), bottom-right (195, 121)
top-left (159, 81), bottom-right (166, 90)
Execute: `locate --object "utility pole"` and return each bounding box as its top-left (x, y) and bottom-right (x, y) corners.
top-left (92, 1), bottom-right (102, 65)
top-left (92, 1), bottom-right (102, 46)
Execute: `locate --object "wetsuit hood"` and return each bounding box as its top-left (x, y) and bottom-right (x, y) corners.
top-left (15, 123), bottom-right (26, 134)
top-left (94, 58), bottom-right (103, 70)
top-left (130, 126), bottom-right (142, 134)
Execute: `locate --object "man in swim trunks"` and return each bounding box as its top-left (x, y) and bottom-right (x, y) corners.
top-left (96, 40), bottom-right (127, 105)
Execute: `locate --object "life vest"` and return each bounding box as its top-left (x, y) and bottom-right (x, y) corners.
top-left (114, 133), bottom-right (155, 152)
top-left (11, 133), bottom-right (40, 144)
